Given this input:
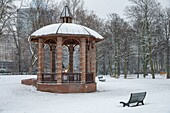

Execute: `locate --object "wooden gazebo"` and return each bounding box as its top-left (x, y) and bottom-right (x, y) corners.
top-left (23, 6), bottom-right (104, 93)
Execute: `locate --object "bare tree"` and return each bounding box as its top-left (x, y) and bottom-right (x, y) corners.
top-left (120, 23), bottom-right (134, 78)
top-left (162, 8), bottom-right (170, 78)
top-left (126, 0), bottom-right (162, 79)
top-left (105, 13), bottom-right (124, 77)
top-left (0, 0), bottom-right (15, 38)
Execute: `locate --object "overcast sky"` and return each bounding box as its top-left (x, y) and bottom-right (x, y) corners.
top-left (83, 0), bottom-right (170, 19)
top-left (15, 0), bottom-right (170, 19)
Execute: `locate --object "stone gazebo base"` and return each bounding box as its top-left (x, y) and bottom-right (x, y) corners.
top-left (37, 83), bottom-right (96, 93)
top-left (21, 78), bottom-right (96, 93)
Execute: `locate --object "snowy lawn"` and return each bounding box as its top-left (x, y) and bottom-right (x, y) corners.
top-left (0, 74), bottom-right (170, 113)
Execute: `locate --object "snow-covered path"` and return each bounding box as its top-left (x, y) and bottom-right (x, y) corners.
top-left (0, 75), bottom-right (170, 113)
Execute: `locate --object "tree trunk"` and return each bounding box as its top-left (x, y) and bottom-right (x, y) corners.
top-left (117, 40), bottom-right (121, 77)
top-left (114, 47), bottom-right (118, 78)
top-left (167, 39), bottom-right (170, 78)
top-left (137, 37), bottom-right (140, 78)
top-left (143, 46), bottom-right (147, 78)
top-left (149, 37), bottom-right (155, 79)
top-left (108, 56), bottom-right (113, 77)
top-left (124, 57), bottom-right (128, 79)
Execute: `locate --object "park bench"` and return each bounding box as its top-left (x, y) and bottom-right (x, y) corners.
top-left (98, 76), bottom-right (106, 82)
top-left (120, 92), bottom-right (146, 107)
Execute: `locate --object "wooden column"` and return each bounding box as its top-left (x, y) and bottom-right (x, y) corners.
top-left (80, 38), bottom-right (86, 83)
top-left (86, 43), bottom-right (91, 73)
top-left (56, 37), bottom-right (63, 83)
top-left (50, 45), bottom-right (56, 80)
top-left (69, 44), bottom-right (74, 73)
top-left (90, 40), bottom-right (96, 80)
top-left (37, 38), bottom-right (44, 82)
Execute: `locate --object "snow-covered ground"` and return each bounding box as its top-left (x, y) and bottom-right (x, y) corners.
top-left (0, 74), bottom-right (170, 113)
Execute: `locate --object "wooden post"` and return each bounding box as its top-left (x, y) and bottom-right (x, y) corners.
top-left (69, 44), bottom-right (74, 73)
top-left (80, 38), bottom-right (86, 83)
top-left (56, 37), bottom-right (63, 83)
top-left (37, 38), bottom-right (44, 82)
top-left (86, 42), bottom-right (91, 73)
top-left (90, 40), bottom-right (96, 81)
top-left (50, 45), bottom-right (56, 81)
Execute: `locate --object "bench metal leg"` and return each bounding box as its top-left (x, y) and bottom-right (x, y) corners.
top-left (120, 102), bottom-right (130, 107)
top-left (136, 101), bottom-right (144, 106)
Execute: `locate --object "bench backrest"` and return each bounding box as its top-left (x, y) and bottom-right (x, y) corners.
top-left (98, 76), bottom-right (103, 79)
top-left (128, 92), bottom-right (146, 103)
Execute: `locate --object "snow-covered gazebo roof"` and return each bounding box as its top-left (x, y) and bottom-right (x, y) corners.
top-left (30, 23), bottom-right (104, 42)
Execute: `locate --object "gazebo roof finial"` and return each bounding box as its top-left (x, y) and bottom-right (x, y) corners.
top-left (60, 5), bottom-right (72, 23)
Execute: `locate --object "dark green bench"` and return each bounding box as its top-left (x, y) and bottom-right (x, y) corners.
top-left (98, 76), bottom-right (106, 82)
top-left (120, 92), bottom-right (146, 107)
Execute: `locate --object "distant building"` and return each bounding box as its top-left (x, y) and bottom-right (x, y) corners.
top-left (16, 6), bottom-right (56, 38)
top-left (0, 35), bottom-right (16, 72)
top-left (0, 0), bottom-right (58, 73)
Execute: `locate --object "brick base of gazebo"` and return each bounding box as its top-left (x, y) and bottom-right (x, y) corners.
top-left (21, 78), bottom-right (96, 93)
top-left (37, 83), bottom-right (96, 93)
top-left (21, 78), bottom-right (37, 86)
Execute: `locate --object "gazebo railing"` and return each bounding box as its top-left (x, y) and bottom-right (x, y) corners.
top-left (86, 73), bottom-right (94, 83)
top-left (42, 73), bottom-right (57, 83)
top-left (41, 72), bottom-right (94, 83)
top-left (62, 73), bottom-right (81, 83)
